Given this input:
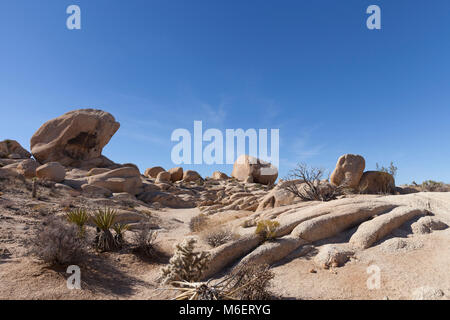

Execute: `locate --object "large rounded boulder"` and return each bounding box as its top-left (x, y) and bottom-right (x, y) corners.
top-left (30, 109), bottom-right (120, 167)
top-left (330, 154), bottom-right (365, 188)
top-left (231, 155), bottom-right (278, 185)
top-left (358, 171), bottom-right (395, 194)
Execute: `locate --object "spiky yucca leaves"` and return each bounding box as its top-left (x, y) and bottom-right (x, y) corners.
top-left (165, 263), bottom-right (275, 300)
top-left (161, 238), bottom-right (210, 285)
top-left (255, 220), bottom-right (280, 241)
top-left (112, 223), bottom-right (130, 248)
top-left (92, 208), bottom-right (117, 252)
top-left (66, 208), bottom-right (89, 237)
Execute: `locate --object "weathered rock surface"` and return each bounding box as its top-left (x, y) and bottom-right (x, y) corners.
top-left (168, 167), bottom-right (183, 182)
top-left (359, 171), bottom-right (395, 194)
top-left (0, 140), bottom-right (31, 159)
top-left (30, 109), bottom-right (120, 167)
top-left (144, 166), bottom-right (165, 179)
top-left (16, 159), bottom-right (39, 178)
top-left (87, 167), bottom-right (142, 195)
top-left (156, 171), bottom-right (171, 183)
top-left (211, 171), bottom-right (229, 180)
top-left (330, 154), bottom-right (365, 188)
top-left (313, 244), bottom-right (355, 269)
top-left (231, 155), bottom-right (278, 185)
top-left (182, 170), bottom-right (202, 183)
top-left (36, 162), bottom-right (66, 182)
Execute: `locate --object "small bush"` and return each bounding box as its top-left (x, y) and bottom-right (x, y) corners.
top-left (132, 224), bottom-right (159, 258)
top-left (226, 263), bottom-right (275, 300)
top-left (376, 161), bottom-right (398, 178)
top-left (161, 238), bottom-right (210, 285)
top-left (255, 220), bottom-right (280, 241)
top-left (189, 214), bottom-right (208, 232)
top-left (30, 217), bottom-right (86, 265)
top-left (202, 228), bottom-right (236, 248)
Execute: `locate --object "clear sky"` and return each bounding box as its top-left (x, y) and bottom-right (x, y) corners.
top-left (1, 0), bottom-right (449, 184)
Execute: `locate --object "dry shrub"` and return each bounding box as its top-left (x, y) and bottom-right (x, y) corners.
top-left (255, 220), bottom-right (280, 241)
top-left (226, 263), bottom-right (275, 300)
top-left (189, 214), bottom-right (208, 232)
top-left (30, 217), bottom-right (86, 265)
top-left (202, 228), bottom-right (237, 248)
top-left (132, 224), bottom-right (159, 259)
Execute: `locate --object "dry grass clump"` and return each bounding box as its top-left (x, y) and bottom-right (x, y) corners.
top-left (30, 217), bottom-right (87, 265)
top-left (201, 228), bottom-right (237, 248)
top-left (414, 180), bottom-right (450, 192)
top-left (255, 220), bottom-right (280, 241)
top-left (189, 214), bottom-right (209, 232)
top-left (132, 223), bottom-right (159, 259)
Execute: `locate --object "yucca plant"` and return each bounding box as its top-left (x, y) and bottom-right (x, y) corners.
top-left (66, 208), bottom-right (89, 237)
top-left (112, 223), bottom-right (130, 248)
top-left (92, 208), bottom-right (117, 252)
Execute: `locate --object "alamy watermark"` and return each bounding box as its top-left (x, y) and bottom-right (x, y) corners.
top-left (171, 121), bottom-right (279, 175)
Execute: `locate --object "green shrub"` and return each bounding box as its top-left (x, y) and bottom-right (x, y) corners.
top-left (66, 208), bottom-right (89, 236)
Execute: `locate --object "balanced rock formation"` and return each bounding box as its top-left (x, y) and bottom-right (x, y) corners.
top-left (36, 162), bottom-right (66, 182)
top-left (330, 154), bottom-right (365, 188)
top-left (231, 155), bottom-right (278, 185)
top-left (0, 140), bottom-right (31, 159)
top-left (168, 167), bottom-right (183, 182)
top-left (144, 166), bottom-right (165, 179)
top-left (30, 109), bottom-right (120, 168)
top-left (358, 171), bottom-right (395, 194)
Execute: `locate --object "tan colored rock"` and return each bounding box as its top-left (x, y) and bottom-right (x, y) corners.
top-left (30, 109), bottom-right (120, 167)
top-left (168, 167), bottom-right (183, 182)
top-left (144, 166), bottom-right (165, 178)
top-left (137, 191), bottom-right (194, 208)
top-left (87, 168), bottom-right (111, 176)
top-left (211, 171), bottom-right (229, 180)
top-left (87, 167), bottom-right (142, 195)
top-left (330, 154), bottom-right (365, 188)
top-left (411, 216), bottom-right (448, 234)
top-left (183, 170), bottom-right (202, 182)
top-left (16, 159), bottom-right (39, 178)
top-left (256, 181), bottom-right (299, 212)
top-left (359, 171), bottom-right (395, 194)
top-left (156, 171), bottom-right (171, 183)
top-left (314, 244), bottom-right (354, 269)
top-left (231, 155), bottom-right (278, 185)
top-left (0, 140), bottom-right (31, 159)
top-left (81, 184), bottom-right (112, 198)
top-left (349, 206), bottom-right (424, 249)
top-left (36, 162), bottom-right (66, 182)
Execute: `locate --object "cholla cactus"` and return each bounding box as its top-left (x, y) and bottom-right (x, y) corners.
top-left (161, 238), bottom-right (210, 285)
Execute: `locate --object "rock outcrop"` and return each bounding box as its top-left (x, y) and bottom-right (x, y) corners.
top-left (16, 159), bottom-right (39, 178)
top-left (183, 170), bottom-right (202, 183)
top-left (30, 109), bottom-right (120, 168)
top-left (36, 162), bottom-right (66, 182)
top-left (231, 155), bottom-right (278, 185)
top-left (0, 140), bottom-right (31, 159)
top-left (358, 171), bottom-right (395, 194)
top-left (86, 167), bottom-right (142, 195)
top-left (168, 167), bottom-right (183, 182)
top-left (144, 166), bottom-right (165, 179)
top-left (330, 154), bottom-right (365, 188)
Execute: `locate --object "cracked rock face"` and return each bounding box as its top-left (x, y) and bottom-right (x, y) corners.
top-left (30, 109), bottom-right (120, 167)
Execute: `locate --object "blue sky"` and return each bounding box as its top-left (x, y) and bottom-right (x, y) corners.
top-left (1, 0), bottom-right (449, 184)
